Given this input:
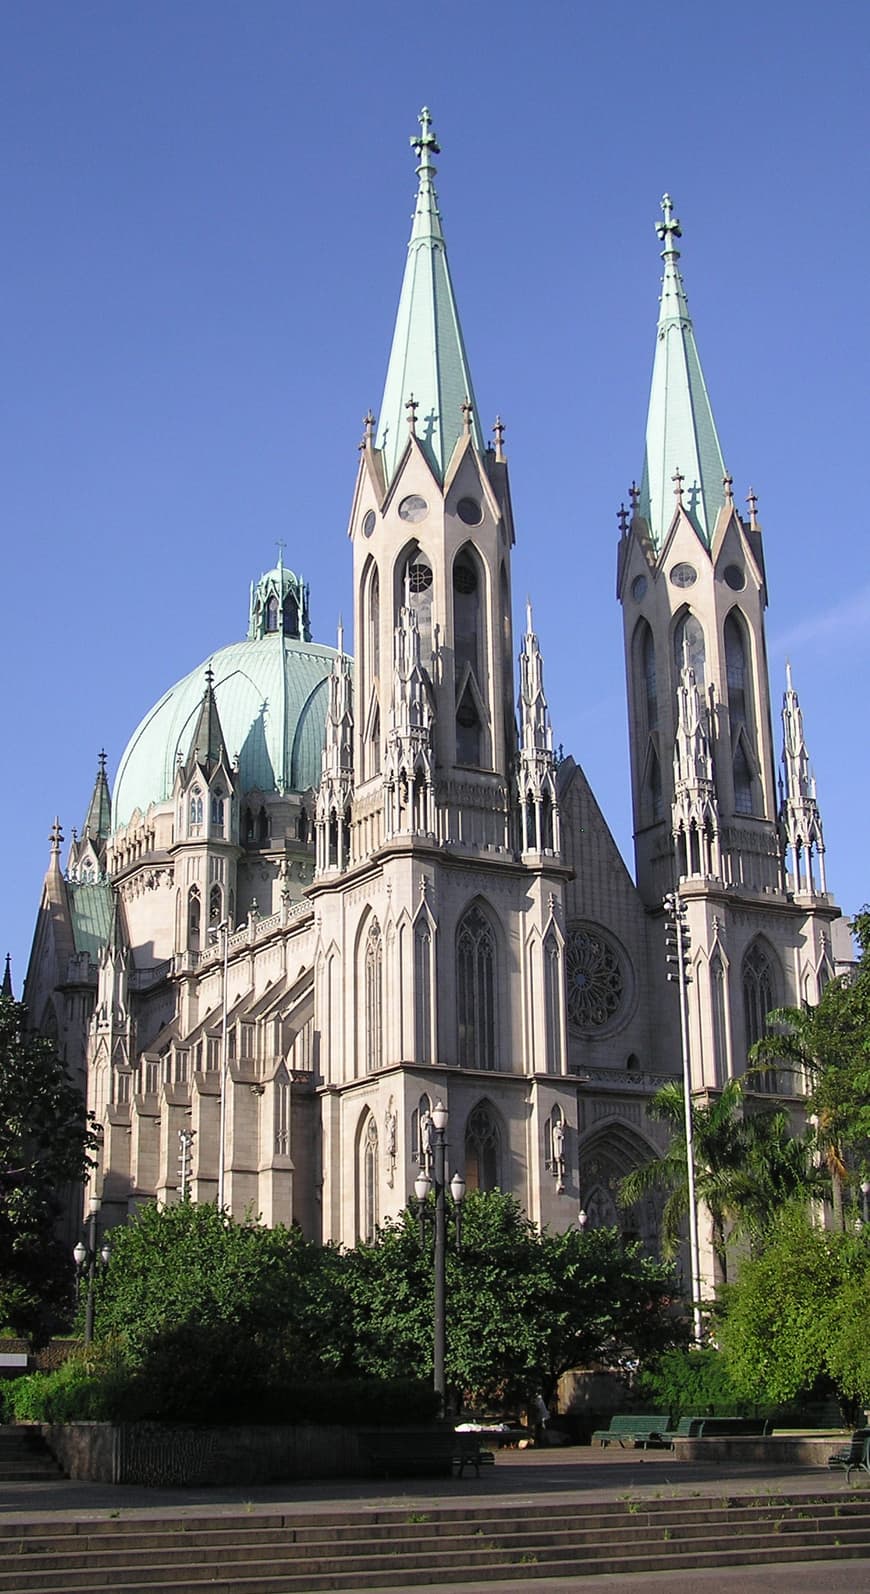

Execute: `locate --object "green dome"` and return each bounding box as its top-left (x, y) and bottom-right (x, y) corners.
top-left (113, 634), bottom-right (339, 830)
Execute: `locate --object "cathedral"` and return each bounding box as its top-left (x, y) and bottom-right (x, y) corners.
top-left (24, 111), bottom-right (846, 1275)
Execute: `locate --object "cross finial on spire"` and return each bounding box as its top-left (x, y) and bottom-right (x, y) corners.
top-left (461, 396), bottom-right (473, 436)
top-left (493, 415), bottom-right (505, 462)
top-left (656, 192), bottom-right (682, 253)
top-left (405, 394), bottom-right (418, 434)
top-left (98, 748), bottom-right (107, 774)
top-left (672, 466), bottom-right (685, 506)
top-left (362, 410), bottom-right (375, 450)
top-left (50, 817), bottom-right (63, 856)
top-left (723, 472), bottom-right (734, 505)
top-left (746, 486), bottom-right (759, 529)
top-left (617, 502), bottom-right (629, 534)
top-left (412, 106), bottom-right (440, 166)
top-left (629, 480), bottom-right (640, 514)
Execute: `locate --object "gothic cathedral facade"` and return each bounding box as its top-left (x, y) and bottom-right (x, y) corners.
top-left (24, 113), bottom-right (845, 1278)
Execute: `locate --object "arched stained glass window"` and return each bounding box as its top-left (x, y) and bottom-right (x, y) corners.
top-left (266, 595), bottom-right (279, 632)
top-left (673, 612), bottom-right (706, 686)
top-left (362, 1114), bottom-right (378, 1243)
top-left (743, 941), bottom-right (778, 1089)
top-left (724, 612), bottom-right (749, 727)
top-left (464, 1102), bottom-right (501, 1192)
top-left (457, 906), bottom-right (496, 1069)
top-left (364, 919), bottom-right (383, 1072)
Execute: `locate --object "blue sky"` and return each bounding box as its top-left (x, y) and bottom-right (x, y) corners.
top-left (3, 1), bottom-right (868, 987)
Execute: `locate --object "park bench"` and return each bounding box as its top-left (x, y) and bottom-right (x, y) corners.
top-left (828, 1428), bottom-right (870, 1484)
top-left (668, 1416), bottom-right (772, 1445)
top-left (361, 1428), bottom-right (494, 1479)
top-left (590, 1414), bottom-right (671, 1449)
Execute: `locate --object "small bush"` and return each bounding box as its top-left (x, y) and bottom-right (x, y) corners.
top-left (5, 1342), bottom-right (131, 1423)
top-left (634, 1348), bottom-right (749, 1420)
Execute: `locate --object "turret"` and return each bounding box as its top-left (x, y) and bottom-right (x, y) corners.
top-left (315, 623), bottom-right (355, 874)
top-left (517, 601), bottom-right (560, 856)
top-left (780, 663), bottom-right (827, 897)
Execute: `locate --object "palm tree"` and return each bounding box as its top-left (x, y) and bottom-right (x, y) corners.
top-left (618, 1079), bottom-right (748, 1285)
top-left (750, 1002), bottom-right (851, 1230)
top-left (734, 1106), bottom-right (827, 1245)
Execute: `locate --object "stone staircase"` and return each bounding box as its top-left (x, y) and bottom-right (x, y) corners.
top-left (1, 1490), bottom-right (870, 1592)
top-left (0, 1425), bottom-right (63, 1483)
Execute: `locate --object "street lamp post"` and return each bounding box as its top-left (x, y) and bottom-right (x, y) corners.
top-left (72, 1197), bottom-right (111, 1344)
top-left (861, 1181), bottom-right (870, 1227)
top-left (413, 1101), bottom-right (465, 1415)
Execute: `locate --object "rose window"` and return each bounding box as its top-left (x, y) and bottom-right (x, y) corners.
top-left (566, 928), bottom-right (624, 1030)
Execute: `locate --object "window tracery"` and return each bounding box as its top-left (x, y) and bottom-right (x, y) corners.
top-left (565, 927), bottom-right (625, 1033)
top-left (464, 1101), bottom-right (501, 1192)
top-left (457, 905), bottom-right (496, 1069)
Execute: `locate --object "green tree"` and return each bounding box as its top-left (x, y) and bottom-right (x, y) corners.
top-left (0, 995), bottom-right (99, 1343)
top-left (97, 1199), bottom-right (355, 1376)
top-left (346, 1189), bottom-right (680, 1409)
top-left (750, 909), bottom-right (870, 1228)
top-left (717, 1204), bottom-right (870, 1419)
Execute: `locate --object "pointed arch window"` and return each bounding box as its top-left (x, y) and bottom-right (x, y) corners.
top-left (724, 612), bottom-right (750, 727)
top-left (403, 547), bottom-right (434, 660)
top-left (743, 941), bottom-right (779, 1089)
top-left (457, 905), bottom-right (497, 1070)
top-left (464, 1101), bottom-right (501, 1192)
top-left (414, 917), bottom-right (433, 1065)
top-left (673, 612), bottom-right (706, 687)
top-left (266, 595), bottom-right (279, 632)
top-left (209, 883), bottom-right (222, 924)
top-left (733, 738), bottom-right (754, 815)
top-left (456, 685), bottom-right (483, 766)
top-left (710, 952), bottom-right (728, 1087)
top-left (210, 792), bottom-right (225, 833)
top-left (275, 1073), bottom-right (290, 1154)
top-left (187, 887), bottom-right (201, 952)
top-left (360, 1114), bottom-right (379, 1243)
top-left (189, 787), bottom-right (203, 836)
top-left (282, 593), bottom-right (299, 637)
top-left (364, 918), bottom-right (383, 1072)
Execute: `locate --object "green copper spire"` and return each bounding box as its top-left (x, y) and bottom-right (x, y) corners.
top-left (377, 109), bottom-right (483, 487)
top-left (81, 750), bottom-right (112, 843)
top-left (639, 195), bottom-right (726, 549)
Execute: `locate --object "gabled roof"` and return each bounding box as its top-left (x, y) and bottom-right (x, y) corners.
top-left (377, 108), bottom-right (483, 489)
top-left (639, 195), bottom-right (726, 550)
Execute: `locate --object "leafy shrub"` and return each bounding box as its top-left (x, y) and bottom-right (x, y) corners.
top-left (634, 1348), bottom-right (748, 1420)
top-left (6, 1341), bottom-right (131, 1422)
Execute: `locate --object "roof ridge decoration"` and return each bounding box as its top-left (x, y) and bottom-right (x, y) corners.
top-left (639, 194), bottom-right (727, 551)
top-left (376, 108), bottom-right (484, 489)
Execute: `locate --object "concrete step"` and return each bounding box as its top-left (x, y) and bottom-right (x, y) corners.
top-left (0, 1425), bottom-right (64, 1481)
top-left (0, 1492), bottom-right (868, 1593)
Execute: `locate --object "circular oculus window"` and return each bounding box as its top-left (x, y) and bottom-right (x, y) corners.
top-left (631, 574), bottom-right (648, 601)
top-left (566, 927), bottom-right (627, 1033)
top-left (723, 563), bottom-right (746, 590)
top-left (670, 562), bottom-right (697, 588)
top-left (362, 509), bottom-right (376, 538)
top-left (453, 563), bottom-right (477, 594)
top-left (398, 494), bottom-right (428, 523)
top-left (456, 496), bottom-right (483, 526)
top-left (408, 562), bottom-right (433, 593)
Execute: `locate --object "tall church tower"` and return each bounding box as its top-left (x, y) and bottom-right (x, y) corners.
top-left (310, 111), bottom-right (571, 1245)
top-left (617, 195), bottom-right (839, 1100)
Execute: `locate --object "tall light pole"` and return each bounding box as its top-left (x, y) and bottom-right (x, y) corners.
top-left (664, 891), bottom-right (703, 1344)
top-left (413, 1100), bottom-right (465, 1417)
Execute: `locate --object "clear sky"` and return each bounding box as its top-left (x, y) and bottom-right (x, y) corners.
top-left (3, 0), bottom-right (868, 990)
